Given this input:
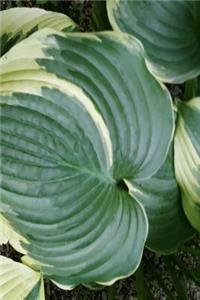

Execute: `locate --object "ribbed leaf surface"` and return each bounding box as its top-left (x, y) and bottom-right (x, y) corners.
top-left (175, 98), bottom-right (200, 232)
top-left (127, 147), bottom-right (194, 254)
top-left (0, 27), bottom-right (174, 286)
top-left (107, 0), bottom-right (200, 83)
top-left (0, 7), bottom-right (77, 57)
top-left (0, 256), bottom-right (44, 300)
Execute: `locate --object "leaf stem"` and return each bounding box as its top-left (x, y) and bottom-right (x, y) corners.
top-left (163, 256), bottom-right (187, 300)
top-left (134, 262), bottom-right (154, 300)
top-left (184, 78), bottom-right (197, 101)
top-left (107, 284), bottom-right (116, 300)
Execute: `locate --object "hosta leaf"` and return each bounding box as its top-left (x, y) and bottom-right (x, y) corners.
top-left (107, 0), bottom-right (200, 83)
top-left (83, 282), bottom-right (104, 290)
top-left (126, 146), bottom-right (194, 254)
top-left (0, 214), bottom-right (13, 245)
top-left (175, 98), bottom-right (200, 232)
top-left (0, 29), bottom-right (174, 287)
top-left (0, 255), bottom-right (44, 300)
top-left (0, 214), bottom-right (27, 254)
top-left (184, 78), bottom-right (200, 101)
top-left (0, 7), bottom-right (77, 57)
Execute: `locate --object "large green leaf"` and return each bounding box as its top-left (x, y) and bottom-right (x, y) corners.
top-left (0, 7), bottom-right (77, 57)
top-left (0, 28), bottom-right (174, 287)
top-left (126, 146), bottom-right (194, 254)
top-left (175, 98), bottom-right (200, 232)
top-left (107, 0), bottom-right (200, 83)
top-left (0, 255), bottom-right (44, 300)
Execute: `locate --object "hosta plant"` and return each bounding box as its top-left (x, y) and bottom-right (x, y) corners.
top-left (0, 3), bottom-right (199, 299)
top-left (175, 98), bottom-right (200, 232)
top-left (107, 0), bottom-right (200, 83)
top-left (106, 0), bottom-right (200, 235)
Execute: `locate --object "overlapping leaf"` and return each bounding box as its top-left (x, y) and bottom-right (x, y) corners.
top-left (0, 26), bottom-right (175, 287)
top-left (126, 146), bottom-right (194, 254)
top-left (107, 0), bottom-right (200, 83)
top-left (0, 255), bottom-right (44, 300)
top-left (0, 7), bottom-right (77, 57)
top-left (0, 214), bottom-right (27, 254)
top-left (175, 98), bottom-right (200, 232)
